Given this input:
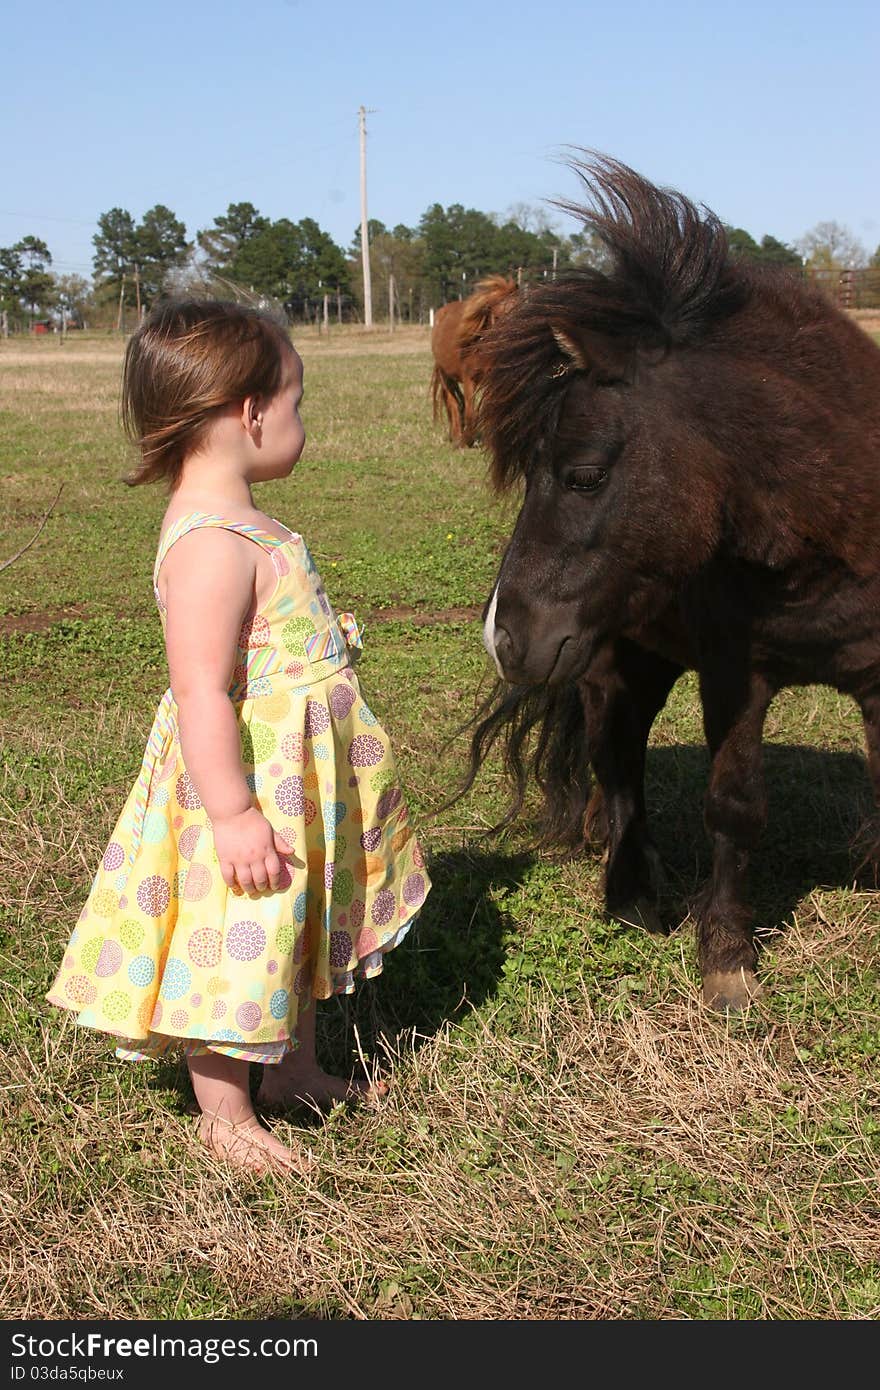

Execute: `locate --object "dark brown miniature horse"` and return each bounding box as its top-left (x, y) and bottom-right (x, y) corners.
top-left (469, 154), bottom-right (880, 1010)
top-left (431, 275), bottom-right (518, 446)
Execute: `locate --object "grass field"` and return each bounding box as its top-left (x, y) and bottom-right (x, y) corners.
top-left (1, 324), bottom-right (879, 1321)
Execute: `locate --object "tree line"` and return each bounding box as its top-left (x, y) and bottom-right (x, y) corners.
top-left (2, 197), bottom-right (879, 332)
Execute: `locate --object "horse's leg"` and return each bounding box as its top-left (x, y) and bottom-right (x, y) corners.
top-left (444, 385), bottom-right (457, 444)
top-left (461, 373), bottom-right (477, 447)
top-left (578, 639), bottom-right (684, 934)
top-left (443, 375), bottom-right (465, 445)
top-left (697, 660), bottom-right (775, 1010)
top-left (438, 376), bottom-right (455, 443)
top-left (452, 379), bottom-right (468, 446)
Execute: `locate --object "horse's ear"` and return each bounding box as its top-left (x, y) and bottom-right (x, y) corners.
top-left (552, 328), bottom-right (587, 371)
top-left (552, 325), bottom-right (630, 381)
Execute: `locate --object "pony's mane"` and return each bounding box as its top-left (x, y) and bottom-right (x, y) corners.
top-left (478, 154), bottom-right (751, 490)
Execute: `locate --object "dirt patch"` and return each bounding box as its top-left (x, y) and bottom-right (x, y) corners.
top-left (367, 603), bottom-right (482, 625)
top-left (0, 604), bottom-right (89, 635)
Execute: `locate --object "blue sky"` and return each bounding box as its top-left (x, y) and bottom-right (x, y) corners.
top-left (4, 0), bottom-right (878, 279)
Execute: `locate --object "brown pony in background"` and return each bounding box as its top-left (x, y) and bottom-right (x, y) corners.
top-left (430, 274), bottom-right (518, 446)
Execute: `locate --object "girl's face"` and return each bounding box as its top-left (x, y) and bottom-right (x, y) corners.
top-left (250, 346), bottom-right (305, 481)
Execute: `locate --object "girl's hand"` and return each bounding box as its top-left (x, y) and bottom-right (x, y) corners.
top-left (212, 807), bottom-right (296, 895)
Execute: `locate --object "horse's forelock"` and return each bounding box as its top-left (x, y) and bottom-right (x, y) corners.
top-left (477, 156), bottom-right (753, 488)
top-left (478, 293), bottom-right (582, 491)
top-left (554, 152), bottom-right (748, 339)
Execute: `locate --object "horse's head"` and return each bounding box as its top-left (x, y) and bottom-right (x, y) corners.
top-left (480, 154), bottom-right (752, 686)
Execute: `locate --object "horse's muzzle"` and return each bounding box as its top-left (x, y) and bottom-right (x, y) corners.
top-left (503, 633), bottom-right (586, 685)
top-left (489, 621), bottom-right (586, 689)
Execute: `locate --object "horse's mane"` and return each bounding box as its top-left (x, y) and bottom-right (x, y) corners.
top-left (458, 275), bottom-right (518, 358)
top-left (478, 153), bottom-right (752, 490)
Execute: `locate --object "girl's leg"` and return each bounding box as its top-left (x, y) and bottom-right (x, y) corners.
top-left (256, 998), bottom-right (384, 1110)
top-left (188, 1050), bottom-right (310, 1175)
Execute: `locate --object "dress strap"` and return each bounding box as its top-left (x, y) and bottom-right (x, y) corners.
top-left (153, 512), bottom-right (289, 591)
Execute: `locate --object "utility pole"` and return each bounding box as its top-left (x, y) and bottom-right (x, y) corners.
top-left (359, 104), bottom-right (373, 328)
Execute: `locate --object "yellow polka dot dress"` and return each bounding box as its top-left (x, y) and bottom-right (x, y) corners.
top-left (47, 514), bottom-right (430, 1063)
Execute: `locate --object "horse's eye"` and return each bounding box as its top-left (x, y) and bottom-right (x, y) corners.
top-left (565, 466), bottom-right (607, 492)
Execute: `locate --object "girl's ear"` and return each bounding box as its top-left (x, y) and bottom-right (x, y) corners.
top-left (241, 395), bottom-right (263, 435)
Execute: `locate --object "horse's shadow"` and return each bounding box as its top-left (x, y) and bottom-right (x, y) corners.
top-left (150, 741), bottom-right (874, 1108)
top-left (318, 845), bottom-right (532, 1077)
top-left (644, 740), bottom-right (876, 936)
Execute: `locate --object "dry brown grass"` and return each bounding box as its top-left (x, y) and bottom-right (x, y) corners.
top-left (849, 309), bottom-right (880, 334)
top-left (3, 966), bottom-right (878, 1320)
top-left (0, 324), bottom-right (432, 367)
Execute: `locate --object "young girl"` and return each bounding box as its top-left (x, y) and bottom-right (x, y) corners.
top-left (47, 298), bottom-right (430, 1175)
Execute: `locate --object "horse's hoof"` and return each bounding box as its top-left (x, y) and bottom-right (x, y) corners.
top-left (701, 970), bottom-right (762, 1012)
top-left (612, 898), bottom-right (664, 934)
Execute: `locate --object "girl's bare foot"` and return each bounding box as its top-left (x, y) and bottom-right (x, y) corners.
top-left (259, 1003), bottom-right (389, 1112)
top-left (257, 1059), bottom-right (388, 1112)
top-left (197, 1113), bottom-right (312, 1177)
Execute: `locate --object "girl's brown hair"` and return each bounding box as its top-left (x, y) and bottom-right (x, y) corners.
top-left (121, 298), bottom-right (292, 487)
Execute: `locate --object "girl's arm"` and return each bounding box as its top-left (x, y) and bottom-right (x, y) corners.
top-left (162, 529), bottom-right (290, 894)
